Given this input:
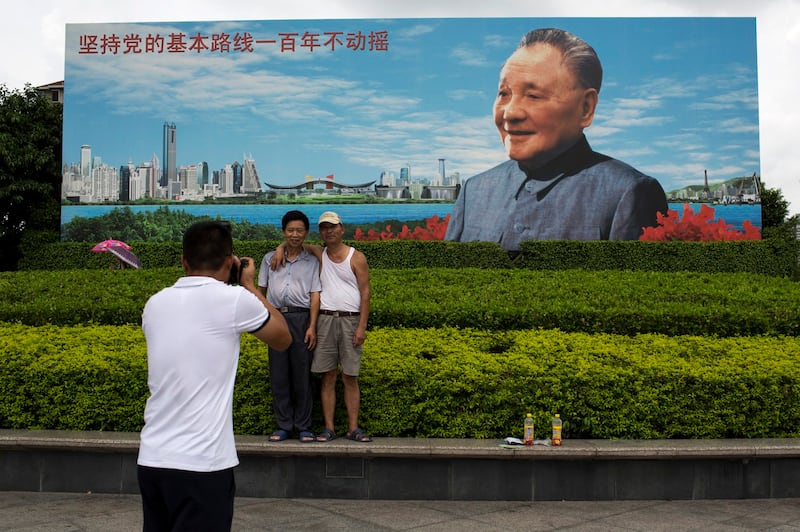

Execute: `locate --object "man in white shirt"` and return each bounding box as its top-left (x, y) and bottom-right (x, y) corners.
top-left (138, 220), bottom-right (290, 532)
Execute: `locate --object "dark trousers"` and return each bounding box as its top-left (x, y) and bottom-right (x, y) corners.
top-left (269, 310), bottom-right (314, 432)
top-left (137, 465), bottom-right (235, 532)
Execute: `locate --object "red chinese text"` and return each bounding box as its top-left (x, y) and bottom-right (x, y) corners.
top-left (77, 29), bottom-right (390, 55)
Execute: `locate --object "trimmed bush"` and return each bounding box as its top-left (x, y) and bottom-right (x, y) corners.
top-left (0, 324), bottom-right (148, 431)
top-left (18, 240), bottom-right (513, 270)
top-left (2, 323), bottom-right (799, 439)
top-left (18, 238), bottom-right (799, 277)
top-left (2, 269), bottom-right (799, 337)
top-left (517, 239), bottom-right (799, 278)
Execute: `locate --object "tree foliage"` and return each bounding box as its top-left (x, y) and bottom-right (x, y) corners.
top-left (0, 84), bottom-right (62, 270)
top-left (760, 184), bottom-right (798, 241)
top-left (760, 185), bottom-right (789, 229)
top-left (61, 205), bottom-right (284, 242)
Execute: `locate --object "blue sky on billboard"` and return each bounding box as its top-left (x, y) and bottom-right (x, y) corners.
top-left (63, 17), bottom-right (758, 194)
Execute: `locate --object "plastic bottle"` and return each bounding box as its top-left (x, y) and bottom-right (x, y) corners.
top-left (551, 413), bottom-right (562, 446)
top-left (523, 413), bottom-right (534, 446)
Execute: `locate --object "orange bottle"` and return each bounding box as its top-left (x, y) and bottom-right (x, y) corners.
top-left (551, 414), bottom-right (562, 446)
top-left (523, 413), bottom-right (534, 446)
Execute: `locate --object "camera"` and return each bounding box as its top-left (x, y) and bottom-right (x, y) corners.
top-left (227, 257), bottom-right (249, 285)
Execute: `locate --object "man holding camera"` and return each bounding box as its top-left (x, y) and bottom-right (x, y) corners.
top-left (137, 220), bottom-right (290, 532)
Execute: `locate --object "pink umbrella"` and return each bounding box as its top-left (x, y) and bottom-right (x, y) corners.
top-left (91, 239), bottom-right (141, 269)
top-left (91, 239), bottom-right (132, 252)
top-left (108, 247), bottom-right (142, 269)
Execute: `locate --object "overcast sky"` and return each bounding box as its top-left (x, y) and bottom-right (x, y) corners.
top-left (3, 0), bottom-right (800, 214)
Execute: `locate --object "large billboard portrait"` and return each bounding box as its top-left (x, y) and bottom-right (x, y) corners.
top-left (61, 18), bottom-right (761, 248)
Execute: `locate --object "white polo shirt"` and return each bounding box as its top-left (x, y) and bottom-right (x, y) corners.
top-left (138, 276), bottom-right (269, 472)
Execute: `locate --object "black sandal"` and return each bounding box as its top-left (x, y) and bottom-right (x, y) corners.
top-left (316, 428), bottom-right (337, 442)
top-left (345, 427), bottom-right (372, 443)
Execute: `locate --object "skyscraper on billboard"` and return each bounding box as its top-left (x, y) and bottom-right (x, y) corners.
top-left (148, 154), bottom-right (159, 198)
top-left (161, 122), bottom-right (176, 187)
top-left (241, 155), bottom-right (262, 194)
top-left (80, 145), bottom-right (91, 178)
top-left (231, 161), bottom-right (242, 194)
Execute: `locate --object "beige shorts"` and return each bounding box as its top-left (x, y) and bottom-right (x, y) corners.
top-left (312, 314), bottom-right (362, 376)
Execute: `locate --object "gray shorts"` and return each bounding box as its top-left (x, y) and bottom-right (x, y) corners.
top-left (312, 313), bottom-right (362, 376)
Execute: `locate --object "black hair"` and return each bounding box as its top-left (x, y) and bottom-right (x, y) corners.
top-left (182, 220), bottom-right (233, 271)
top-left (281, 210), bottom-right (310, 231)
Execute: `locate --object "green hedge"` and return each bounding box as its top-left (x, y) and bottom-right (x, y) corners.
top-left (0, 324), bottom-right (148, 431)
top-left (18, 239), bottom-right (798, 277)
top-left (2, 323), bottom-right (798, 439)
top-left (373, 269), bottom-right (800, 337)
top-left (2, 268), bottom-right (799, 336)
top-left (517, 239), bottom-right (800, 277)
top-left (18, 240), bottom-right (514, 271)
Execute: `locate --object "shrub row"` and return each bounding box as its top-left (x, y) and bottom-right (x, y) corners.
top-left (2, 323), bottom-right (798, 439)
top-left (18, 240), bottom-right (514, 271)
top-left (517, 239), bottom-right (800, 277)
top-left (18, 239), bottom-right (799, 277)
top-left (2, 268), bottom-right (799, 336)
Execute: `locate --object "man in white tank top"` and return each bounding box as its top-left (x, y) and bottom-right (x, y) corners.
top-left (314, 212), bottom-right (372, 442)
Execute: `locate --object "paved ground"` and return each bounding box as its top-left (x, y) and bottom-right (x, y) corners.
top-left (1, 491), bottom-right (800, 531)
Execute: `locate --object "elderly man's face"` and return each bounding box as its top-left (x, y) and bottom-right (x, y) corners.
top-left (494, 43), bottom-right (597, 170)
top-left (282, 220), bottom-right (308, 249)
top-left (318, 222), bottom-right (344, 245)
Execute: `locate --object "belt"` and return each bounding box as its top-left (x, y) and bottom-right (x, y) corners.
top-left (278, 306), bottom-right (309, 313)
top-left (320, 309), bottom-right (360, 317)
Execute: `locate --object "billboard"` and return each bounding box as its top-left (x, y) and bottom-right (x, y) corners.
top-left (62, 18), bottom-right (761, 247)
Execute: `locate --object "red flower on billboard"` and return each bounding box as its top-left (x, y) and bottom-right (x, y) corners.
top-left (639, 203), bottom-right (760, 241)
top-left (354, 214), bottom-right (450, 241)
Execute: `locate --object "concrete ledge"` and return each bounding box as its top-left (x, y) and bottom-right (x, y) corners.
top-left (2, 430), bottom-right (800, 500)
top-left (239, 435), bottom-right (800, 460)
top-left (2, 429), bottom-right (799, 460)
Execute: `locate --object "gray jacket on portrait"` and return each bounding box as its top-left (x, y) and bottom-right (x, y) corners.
top-left (444, 136), bottom-right (669, 250)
